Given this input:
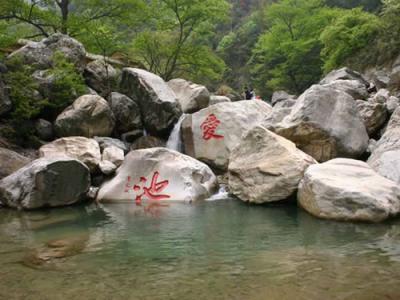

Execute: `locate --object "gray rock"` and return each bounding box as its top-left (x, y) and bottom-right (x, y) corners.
top-left (39, 137), bottom-right (101, 173)
top-left (228, 126), bottom-right (316, 203)
top-left (322, 80), bottom-right (369, 100)
top-left (97, 148), bottom-right (217, 203)
top-left (182, 100), bottom-right (272, 170)
top-left (130, 136), bottom-right (165, 150)
top-left (0, 157), bottom-right (90, 210)
top-left (387, 96), bottom-right (400, 114)
top-left (298, 158), bottom-right (400, 223)
top-left (35, 119), bottom-right (54, 141)
top-left (368, 107), bottom-right (400, 184)
top-left (8, 34), bottom-right (86, 71)
top-left (55, 94), bottom-right (115, 138)
top-left (94, 137), bottom-right (129, 154)
top-left (271, 90), bottom-right (296, 106)
top-left (273, 85), bottom-right (369, 162)
top-left (84, 59), bottom-right (120, 97)
top-left (99, 160), bottom-right (117, 176)
top-left (168, 78), bottom-right (210, 113)
top-left (120, 68), bottom-right (182, 137)
top-left (102, 146), bottom-right (124, 167)
top-left (108, 92), bottom-right (142, 134)
top-left (356, 100), bottom-right (388, 136)
top-left (372, 89), bottom-right (390, 104)
top-left (0, 148), bottom-right (31, 179)
top-left (320, 67), bottom-right (369, 87)
top-left (121, 130), bottom-right (144, 143)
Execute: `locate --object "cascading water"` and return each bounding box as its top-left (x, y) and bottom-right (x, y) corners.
top-left (207, 185), bottom-right (229, 201)
top-left (166, 114), bottom-right (186, 152)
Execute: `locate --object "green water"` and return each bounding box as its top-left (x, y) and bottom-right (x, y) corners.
top-left (1, 199), bottom-right (400, 300)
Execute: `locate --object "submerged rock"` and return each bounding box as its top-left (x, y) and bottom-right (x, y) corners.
top-left (168, 78), bottom-right (210, 113)
top-left (120, 68), bottom-right (182, 137)
top-left (55, 94), bottom-right (115, 138)
top-left (298, 158), bottom-right (400, 222)
top-left (273, 85), bottom-right (369, 162)
top-left (181, 100), bottom-right (272, 170)
top-left (97, 148), bottom-right (217, 203)
top-left (0, 157), bottom-right (90, 210)
top-left (0, 147), bottom-right (31, 179)
top-left (39, 137), bottom-right (101, 172)
top-left (228, 126), bottom-right (316, 203)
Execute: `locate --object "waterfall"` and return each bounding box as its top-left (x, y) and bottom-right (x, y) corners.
top-left (206, 185), bottom-right (229, 201)
top-left (166, 114), bottom-right (186, 152)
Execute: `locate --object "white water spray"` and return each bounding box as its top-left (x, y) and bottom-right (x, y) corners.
top-left (166, 114), bottom-right (186, 152)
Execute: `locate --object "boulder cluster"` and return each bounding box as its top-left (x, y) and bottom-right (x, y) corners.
top-left (0, 35), bottom-right (400, 224)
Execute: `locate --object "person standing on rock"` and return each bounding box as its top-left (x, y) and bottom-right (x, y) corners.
top-left (244, 86), bottom-right (252, 100)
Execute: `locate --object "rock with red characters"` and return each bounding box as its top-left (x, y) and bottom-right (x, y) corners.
top-left (181, 100), bottom-right (272, 170)
top-left (96, 148), bottom-right (217, 203)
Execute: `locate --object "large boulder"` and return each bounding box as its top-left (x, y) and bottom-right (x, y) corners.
top-left (273, 85), bottom-right (369, 162)
top-left (271, 90), bottom-right (296, 106)
top-left (130, 136), bottom-right (165, 150)
top-left (54, 95), bottom-right (115, 138)
top-left (355, 100), bottom-right (388, 136)
top-left (7, 34), bottom-right (86, 71)
top-left (372, 89), bottom-right (390, 104)
top-left (320, 67), bottom-right (369, 87)
top-left (181, 100), bottom-right (272, 170)
top-left (84, 60), bottom-right (120, 97)
top-left (120, 68), bottom-right (182, 137)
top-left (0, 157), bottom-right (90, 210)
top-left (102, 146), bottom-right (124, 167)
top-left (387, 96), bottom-right (400, 114)
top-left (0, 148), bottom-right (31, 179)
top-left (298, 159), bottom-right (400, 222)
top-left (39, 137), bottom-right (101, 172)
top-left (108, 92), bottom-right (142, 134)
top-left (97, 148), bottom-right (217, 203)
top-left (322, 80), bottom-right (369, 100)
top-left (35, 119), bottom-right (54, 141)
top-left (168, 78), bottom-right (210, 113)
top-left (0, 78), bottom-right (11, 116)
top-left (94, 137), bottom-right (129, 154)
top-left (368, 107), bottom-right (400, 184)
top-left (228, 126), bottom-right (316, 204)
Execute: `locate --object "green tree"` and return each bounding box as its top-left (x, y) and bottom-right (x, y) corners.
top-left (250, 0), bottom-right (337, 96)
top-left (131, 0), bottom-right (230, 83)
top-left (320, 8), bottom-right (381, 72)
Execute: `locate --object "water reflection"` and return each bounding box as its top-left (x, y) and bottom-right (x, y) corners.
top-left (0, 200), bottom-right (400, 299)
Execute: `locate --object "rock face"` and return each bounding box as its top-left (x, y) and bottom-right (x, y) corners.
top-left (108, 92), bottom-right (142, 134)
top-left (0, 157), bottom-right (90, 210)
top-left (298, 159), bottom-right (400, 222)
top-left (356, 100), bottom-right (388, 136)
top-left (209, 95), bottom-right (231, 106)
top-left (368, 107), bottom-right (400, 184)
top-left (39, 137), bottom-right (101, 172)
top-left (168, 78), bottom-right (210, 113)
top-left (228, 126), bottom-right (316, 203)
top-left (0, 78), bottom-right (11, 116)
top-left (182, 100), bottom-right (272, 170)
top-left (387, 96), bottom-right (400, 114)
top-left (322, 80), bottom-right (369, 100)
top-left (84, 60), bottom-right (120, 97)
top-left (120, 68), bottom-right (182, 137)
top-left (54, 95), bottom-right (115, 138)
top-left (94, 137), bottom-right (129, 154)
top-left (0, 148), bottom-right (31, 179)
top-left (97, 148), bottom-right (217, 203)
top-left (273, 85), bottom-right (369, 162)
top-left (8, 34), bottom-right (86, 71)
top-left (320, 67), bottom-right (369, 87)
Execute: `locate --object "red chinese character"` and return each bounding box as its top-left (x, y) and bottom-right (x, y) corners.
top-left (132, 171), bottom-right (171, 205)
top-left (200, 114), bottom-right (224, 140)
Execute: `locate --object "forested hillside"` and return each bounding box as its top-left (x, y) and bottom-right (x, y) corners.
top-left (0, 0), bottom-right (398, 98)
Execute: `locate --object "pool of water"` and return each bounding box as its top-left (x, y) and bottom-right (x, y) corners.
top-left (1, 198), bottom-right (400, 300)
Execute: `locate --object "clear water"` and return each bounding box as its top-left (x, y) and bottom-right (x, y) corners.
top-left (1, 199), bottom-right (400, 300)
